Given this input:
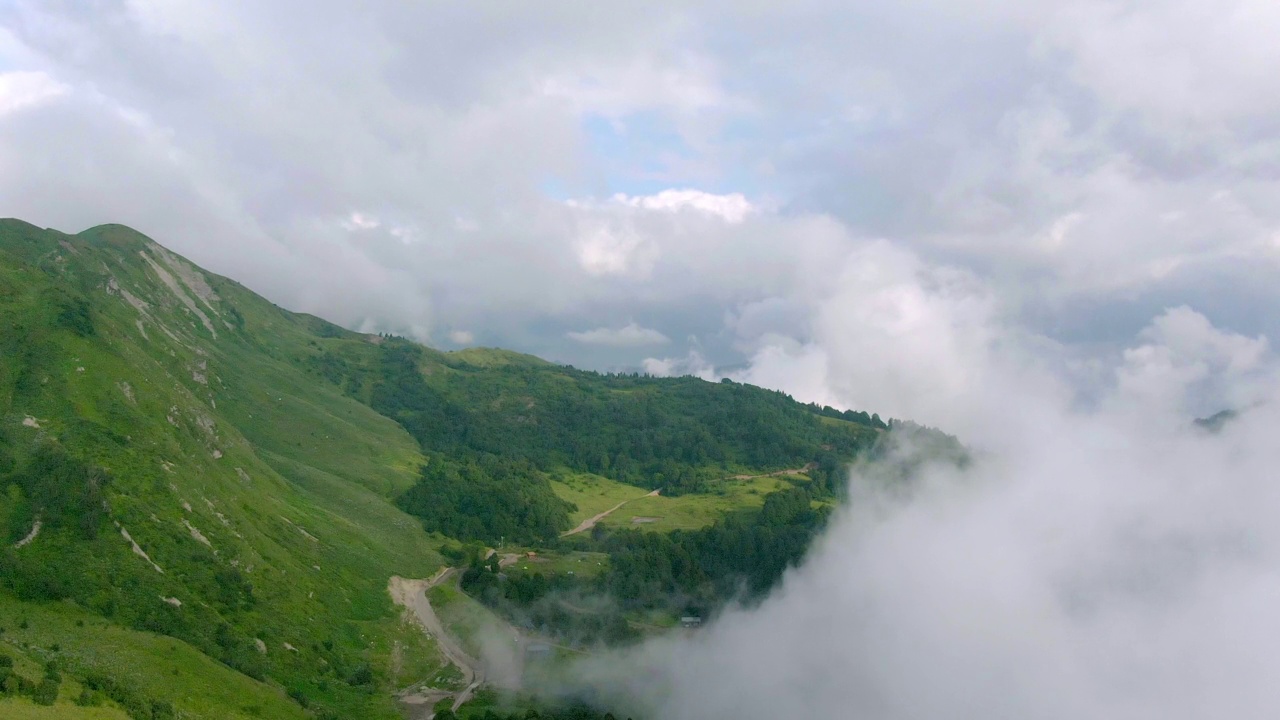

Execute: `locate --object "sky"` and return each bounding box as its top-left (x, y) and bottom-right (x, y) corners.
top-left (5, 4), bottom-right (1280, 718)
top-left (3, 0), bottom-right (1280, 415)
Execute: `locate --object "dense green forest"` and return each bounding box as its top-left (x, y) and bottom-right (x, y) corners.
top-left (459, 485), bottom-right (831, 647)
top-left (600, 486), bottom-right (828, 612)
top-left (398, 454), bottom-right (573, 545)
top-left (315, 340), bottom-right (881, 543)
top-left (461, 559), bottom-right (640, 648)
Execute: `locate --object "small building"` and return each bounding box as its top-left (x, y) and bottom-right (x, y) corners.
top-left (680, 616), bottom-right (702, 628)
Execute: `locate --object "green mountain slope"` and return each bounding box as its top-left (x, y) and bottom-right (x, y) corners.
top-left (306, 338), bottom-right (882, 545)
top-left (0, 220), bottom-right (445, 719)
top-left (0, 219), bottom-right (908, 719)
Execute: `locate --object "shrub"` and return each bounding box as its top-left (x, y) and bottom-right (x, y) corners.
top-left (75, 687), bottom-right (103, 706)
top-left (33, 675), bottom-right (60, 705)
top-left (286, 686), bottom-right (310, 708)
top-left (347, 663), bottom-right (373, 686)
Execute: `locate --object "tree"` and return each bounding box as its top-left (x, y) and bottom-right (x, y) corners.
top-left (33, 676), bottom-right (60, 705)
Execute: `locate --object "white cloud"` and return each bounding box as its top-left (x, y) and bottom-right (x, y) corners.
top-left (1115, 306), bottom-right (1271, 418)
top-left (341, 212), bottom-right (380, 231)
top-left (5, 3), bottom-right (1280, 715)
top-left (540, 52), bottom-right (729, 118)
top-left (4, 0), bottom-right (1280, 370)
top-left (641, 349), bottom-right (716, 380)
top-left (613, 189), bottom-right (754, 223)
top-left (568, 322), bottom-right (670, 347)
top-left (574, 222), bottom-right (654, 278)
top-left (0, 70), bottom-right (64, 116)
top-left (570, 257), bottom-right (1280, 720)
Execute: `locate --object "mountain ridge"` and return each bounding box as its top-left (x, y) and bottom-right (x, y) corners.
top-left (0, 218), bottom-right (910, 719)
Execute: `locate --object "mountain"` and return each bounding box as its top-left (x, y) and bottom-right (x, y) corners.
top-left (1, 220), bottom-right (447, 719)
top-left (0, 219), bottom-right (892, 719)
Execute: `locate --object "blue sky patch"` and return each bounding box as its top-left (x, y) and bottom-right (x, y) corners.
top-left (558, 110), bottom-right (780, 201)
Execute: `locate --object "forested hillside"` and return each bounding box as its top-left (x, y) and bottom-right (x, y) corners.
top-left (0, 219), bottom-right (934, 719)
top-left (305, 340), bottom-right (881, 544)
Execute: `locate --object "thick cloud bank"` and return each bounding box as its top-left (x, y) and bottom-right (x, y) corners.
top-left (573, 282), bottom-right (1280, 718)
top-left (4, 2), bottom-right (1280, 367)
top-left (4, 4), bottom-right (1280, 715)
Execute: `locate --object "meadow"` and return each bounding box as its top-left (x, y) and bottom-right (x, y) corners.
top-left (552, 469), bottom-right (808, 533)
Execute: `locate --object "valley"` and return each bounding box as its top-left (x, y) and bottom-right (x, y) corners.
top-left (0, 219), bottom-right (947, 719)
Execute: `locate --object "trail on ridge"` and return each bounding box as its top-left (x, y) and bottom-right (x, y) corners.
top-left (561, 488), bottom-right (661, 537)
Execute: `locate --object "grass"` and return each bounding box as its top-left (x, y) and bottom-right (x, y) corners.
top-left (550, 471), bottom-right (805, 533)
top-left (425, 661), bottom-right (465, 690)
top-left (0, 595), bottom-right (307, 719)
top-left (532, 550), bottom-right (610, 579)
top-left (0, 219), bottom-right (870, 718)
top-left (375, 613), bottom-right (448, 694)
top-left (426, 583), bottom-right (518, 665)
top-left (488, 547), bottom-right (610, 581)
top-left (0, 220), bottom-right (449, 718)
top-left (550, 471), bottom-right (652, 525)
top-left (0, 699), bottom-right (132, 720)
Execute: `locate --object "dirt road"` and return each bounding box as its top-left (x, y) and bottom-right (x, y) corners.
top-left (561, 488), bottom-right (661, 537)
top-left (389, 571), bottom-right (486, 716)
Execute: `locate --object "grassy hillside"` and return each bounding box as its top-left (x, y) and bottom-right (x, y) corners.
top-left (0, 218), bottom-right (924, 719)
top-left (307, 338), bottom-right (882, 544)
top-left (0, 593), bottom-right (306, 719)
top-left (0, 220), bottom-right (448, 718)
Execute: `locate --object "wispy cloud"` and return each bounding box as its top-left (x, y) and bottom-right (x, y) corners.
top-left (567, 322), bottom-right (670, 347)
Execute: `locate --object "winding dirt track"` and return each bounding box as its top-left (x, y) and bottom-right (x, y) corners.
top-left (561, 465), bottom-right (814, 537)
top-left (389, 465), bottom-right (815, 715)
top-left (389, 570), bottom-right (485, 716)
top-left (561, 488), bottom-right (661, 537)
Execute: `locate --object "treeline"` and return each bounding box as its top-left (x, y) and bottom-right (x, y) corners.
top-left (806, 402), bottom-right (889, 430)
top-left (323, 341), bottom-right (879, 543)
top-left (461, 561), bottom-right (638, 648)
top-left (372, 343), bottom-right (876, 489)
top-left (599, 486), bottom-right (828, 615)
top-left (461, 486), bottom-right (830, 640)
top-left (396, 454), bottom-right (573, 544)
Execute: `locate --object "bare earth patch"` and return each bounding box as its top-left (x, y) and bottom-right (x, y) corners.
top-left (117, 522), bottom-right (164, 573)
top-left (389, 571), bottom-right (486, 715)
